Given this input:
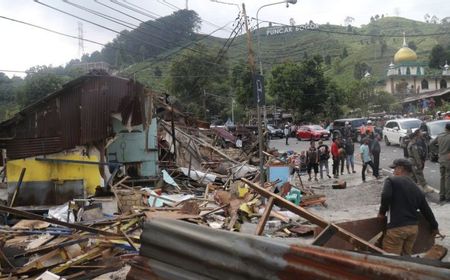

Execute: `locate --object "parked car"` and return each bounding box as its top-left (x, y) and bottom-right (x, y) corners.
top-left (331, 118), bottom-right (367, 141)
top-left (296, 125), bottom-right (330, 141)
top-left (383, 118), bottom-right (422, 146)
top-left (267, 125), bottom-right (284, 139)
top-left (422, 120), bottom-right (450, 162)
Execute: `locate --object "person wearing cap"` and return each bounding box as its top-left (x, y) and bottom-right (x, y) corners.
top-left (407, 129), bottom-right (428, 190)
top-left (343, 121), bottom-right (353, 140)
top-left (317, 140), bottom-right (332, 179)
top-left (360, 138), bottom-right (375, 182)
top-left (378, 159), bottom-right (439, 255)
top-left (430, 122), bottom-right (450, 202)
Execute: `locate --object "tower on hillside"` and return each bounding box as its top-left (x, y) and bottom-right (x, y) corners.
top-left (78, 21), bottom-right (85, 59)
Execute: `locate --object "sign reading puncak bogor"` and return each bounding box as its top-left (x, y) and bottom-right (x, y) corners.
top-left (266, 21), bottom-right (319, 36)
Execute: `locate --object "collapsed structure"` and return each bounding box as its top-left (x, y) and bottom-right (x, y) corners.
top-left (0, 73), bottom-right (448, 279)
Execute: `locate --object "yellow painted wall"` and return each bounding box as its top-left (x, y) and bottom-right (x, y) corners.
top-left (7, 154), bottom-right (102, 195)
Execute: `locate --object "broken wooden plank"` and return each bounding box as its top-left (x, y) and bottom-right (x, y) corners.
top-left (0, 205), bottom-right (122, 237)
top-left (255, 197), bottom-right (275, 235)
top-left (9, 167), bottom-right (26, 207)
top-left (240, 178), bottom-right (386, 254)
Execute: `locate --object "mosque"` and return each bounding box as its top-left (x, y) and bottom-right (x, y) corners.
top-left (385, 35), bottom-right (450, 98)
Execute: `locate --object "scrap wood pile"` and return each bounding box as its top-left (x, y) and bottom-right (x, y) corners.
top-left (0, 123), bottom-right (332, 279)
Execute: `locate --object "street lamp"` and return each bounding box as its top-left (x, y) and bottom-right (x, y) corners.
top-left (256, 0), bottom-right (297, 75)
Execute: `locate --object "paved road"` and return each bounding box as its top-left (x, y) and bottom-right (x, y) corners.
top-left (269, 137), bottom-right (441, 191)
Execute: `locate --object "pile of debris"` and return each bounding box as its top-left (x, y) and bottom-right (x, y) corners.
top-left (0, 120), bottom-right (448, 279)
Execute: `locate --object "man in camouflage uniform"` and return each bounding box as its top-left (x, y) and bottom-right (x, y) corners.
top-left (430, 123), bottom-right (450, 202)
top-left (407, 130), bottom-right (428, 191)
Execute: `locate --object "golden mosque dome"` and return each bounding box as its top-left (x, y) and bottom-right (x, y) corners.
top-left (393, 34), bottom-right (417, 63)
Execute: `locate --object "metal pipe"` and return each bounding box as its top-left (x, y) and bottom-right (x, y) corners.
top-left (35, 157), bottom-right (122, 166)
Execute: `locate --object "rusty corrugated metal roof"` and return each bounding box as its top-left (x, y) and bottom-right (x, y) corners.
top-left (127, 218), bottom-right (450, 280)
top-left (0, 74), bottom-right (147, 159)
top-left (6, 137), bottom-right (63, 159)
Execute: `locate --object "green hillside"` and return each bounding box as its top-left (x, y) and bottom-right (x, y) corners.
top-left (124, 16), bottom-right (450, 91)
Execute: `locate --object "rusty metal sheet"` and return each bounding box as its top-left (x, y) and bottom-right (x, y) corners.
top-left (6, 137), bottom-right (63, 159)
top-left (127, 218), bottom-right (450, 280)
top-left (0, 74), bottom-right (147, 159)
top-left (314, 215), bottom-right (434, 254)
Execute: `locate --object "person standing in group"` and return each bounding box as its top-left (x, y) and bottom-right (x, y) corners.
top-left (331, 138), bottom-right (340, 178)
top-left (284, 124), bottom-right (290, 145)
top-left (408, 130), bottom-right (428, 190)
top-left (430, 123), bottom-right (450, 202)
top-left (344, 137), bottom-right (356, 174)
top-left (306, 141), bottom-right (319, 181)
top-left (339, 144), bottom-right (346, 175)
top-left (371, 133), bottom-right (381, 179)
top-left (360, 138), bottom-right (375, 182)
top-left (317, 140), bottom-right (332, 179)
top-left (378, 159), bottom-right (439, 255)
top-left (343, 121), bottom-right (353, 140)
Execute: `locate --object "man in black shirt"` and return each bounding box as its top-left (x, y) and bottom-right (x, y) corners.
top-left (378, 158), bottom-right (439, 255)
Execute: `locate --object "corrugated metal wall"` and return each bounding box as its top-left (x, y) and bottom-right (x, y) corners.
top-left (0, 75), bottom-right (145, 159)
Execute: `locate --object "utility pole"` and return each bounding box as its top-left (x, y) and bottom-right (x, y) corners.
top-left (242, 3), bottom-right (264, 188)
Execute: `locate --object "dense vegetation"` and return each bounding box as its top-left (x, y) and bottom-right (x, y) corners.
top-left (2, 13), bottom-right (450, 123)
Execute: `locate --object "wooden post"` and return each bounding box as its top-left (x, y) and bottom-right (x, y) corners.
top-left (255, 197), bottom-right (274, 235)
top-left (241, 178), bottom-right (386, 254)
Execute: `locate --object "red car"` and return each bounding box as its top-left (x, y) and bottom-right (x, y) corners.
top-left (296, 125), bottom-right (330, 141)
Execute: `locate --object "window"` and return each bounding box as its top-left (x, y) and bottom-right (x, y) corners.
top-left (440, 79), bottom-right (447, 89)
top-left (385, 122), bottom-right (394, 129)
top-left (421, 79), bottom-right (429, 90)
top-left (406, 67), bottom-right (411, 75)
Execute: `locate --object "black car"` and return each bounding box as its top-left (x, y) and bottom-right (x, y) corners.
top-left (331, 118), bottom-right (367, 141)
top-left (422, 120), bottom-right (450, 162)
top-left (267, 125), bottom-right (284, 139)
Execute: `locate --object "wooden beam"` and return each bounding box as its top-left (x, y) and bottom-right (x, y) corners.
top-left (241, 178), bottom-right (386, 254)
top-left (255, 197), bottom-right (274, 235)
top-left (0, 205), bottom-right (122, 237)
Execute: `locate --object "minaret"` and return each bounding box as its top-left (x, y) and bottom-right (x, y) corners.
top-left (402, 32), bottom-right (407, 47)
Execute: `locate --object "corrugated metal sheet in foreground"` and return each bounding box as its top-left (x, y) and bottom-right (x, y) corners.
top-left (127, 218), bottom-right (450, 280)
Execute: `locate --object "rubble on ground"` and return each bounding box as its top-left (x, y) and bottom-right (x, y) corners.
top-left (1, 123), bottom-right (449, 279)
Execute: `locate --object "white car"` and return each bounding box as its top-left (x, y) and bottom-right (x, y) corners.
top-left (383, 118), bottom-right (422, 146)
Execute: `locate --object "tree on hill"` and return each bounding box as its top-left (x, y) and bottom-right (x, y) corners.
top-left (230, 60), bottom-right (253, 108)
top-left (353, 62), bottom-right (372, 80)
top-left (268, 56), bottom-right (329, 118)
top-left (81, 10), bottom-right (201, 68)
top-left (408, 41), bottom-right (417, 51)
top-left (429, 44), bottom-right (449, 69)
top-left (16, 66), bottom-right (70, 107)
top-left (341, 47), bottom-right (348, 58)
top-left (166, 44), bottom-right (228, 119)
top-left (324, 54), bottom-right (331, 65)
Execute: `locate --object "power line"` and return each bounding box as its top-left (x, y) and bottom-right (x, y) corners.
top-left (0, 15), bottom-right (143, 57)
top-left (34, 0), bottom-right (171, 53)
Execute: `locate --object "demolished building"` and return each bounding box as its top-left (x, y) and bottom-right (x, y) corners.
top-left (0, 72), bottom-right (158, 206)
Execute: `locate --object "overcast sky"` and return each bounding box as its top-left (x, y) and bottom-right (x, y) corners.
top-left (1, 0), bottom-right (449, 77)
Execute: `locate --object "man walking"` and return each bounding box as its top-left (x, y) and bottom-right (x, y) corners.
top-left (360, 138), bottom-right (375, 182)
top-left (317, 140), bottom-right (332, 179)
top-left (430, 122), bottom-right (450, 202)
top-left (284, 125), bottom-right (290, 145)
top-left (306, 141), bottom-right (319, 181)
top-left (378, 159), bottom-right (439, 255)
top-left (344, 137), bottom-right (356, 174)
top-left (408, 130), bottom-right (428, 190)
top-left (371, 133), bottom-right (381, 178)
